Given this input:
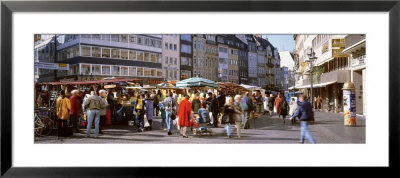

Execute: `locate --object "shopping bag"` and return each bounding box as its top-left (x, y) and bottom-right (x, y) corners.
top-left (144, 115), bottom-right (150, 127)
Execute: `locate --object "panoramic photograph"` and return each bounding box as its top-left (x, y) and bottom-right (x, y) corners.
top-left (33, 34), bottom-right (366, 144)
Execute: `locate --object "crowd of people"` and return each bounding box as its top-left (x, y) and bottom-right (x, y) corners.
top-left (49, 86), bottom-right (316, 143)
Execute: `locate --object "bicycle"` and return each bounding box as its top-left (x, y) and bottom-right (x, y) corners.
top-left (34, 107), bottom-right (57, 136)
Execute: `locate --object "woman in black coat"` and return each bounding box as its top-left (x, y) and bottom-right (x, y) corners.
top-left (279, 96), bottom-right (290, 124)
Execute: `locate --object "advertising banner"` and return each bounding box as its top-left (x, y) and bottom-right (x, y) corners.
top-left (343, 89), bottom-right (356, 126)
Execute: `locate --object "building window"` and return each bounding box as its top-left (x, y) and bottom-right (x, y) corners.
top-left (111, 34), bottom-right (119, 42)
top-left (81, 46), bottom-right (91, 57)
top-left (181, 35), bottom-right (191, 42)
top-left (150, 53), bottom-right (157, 63)
top-left (93, 34), bottom-right (101, 40)
top-left (102, 48), bottom-right (110, 58)
top-left (165, 56), bottom-right (168, 64)
top-left (137, 36), bottom-right (143, 45)
top-left (121, 66), bottom-right (128, 76)
top-left (150, 39), bottom-right (156, 47)
top-left (174, 44), bottom-right (177, 51)
top-left (92, 47), bottom-right (101, 57)
top-left (129, 35), bottom-right (136, 43)
top-left (157, 69), bottom-right (163, 78)
top-left (111, 66), bottom-right (119, 76)
top-left (81, 64), bottom-right (91, 75)
top-left (144, 68), bottom-right (150, 76)
top-left (156, 40), bottom-right (162, 48)
top-left (129, 50), bottom-right (136, 60)
top-left (137, 51), bottom-right (143, 61)
top-left (181, 44), bottom-right (191, 54)
top-left (169, 44), bottom-right (173, 50)
top-left (174, 58), bottom-right (177, 65)
top-left (137, 67), bottom-right (143, 76)
top-left (121, 35), bottom-right (128, 43)
top-left (121, 50), bottom-right (128, 59)
top-left (151, 69), bottom-right (156, 77)
top-left (169, 57), bottom-right (173, 64)
top-left (102, 65), bottom-right (110, 75)
top-left (181, 57), bottom-right (192, 66)
top-left (101, 34), bottom-right (110, 41)
top-left (129, 67), bottom-right (137, 76)
top-left (92, 65), bottom-right (101, 75)
top-left (111, 48), bottom-right (120, 59)
top-left (165, 43), bottom-right (168, 49)
top-left (144, 38), bottom-right (149, 46)
top-left (143, 52), bottom-right (150, 62)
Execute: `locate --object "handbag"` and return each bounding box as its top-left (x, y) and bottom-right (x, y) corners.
top-left (144, 115), bottom-right (150, 127)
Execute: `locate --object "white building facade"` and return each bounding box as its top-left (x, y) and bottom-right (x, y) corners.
top-left (162, 34), bottom-right (180, 81)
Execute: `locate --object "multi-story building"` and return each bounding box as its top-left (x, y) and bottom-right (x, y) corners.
top-left (273, 48), bottom-right (282, 90)
top-left (180, 34), bottom-right (193, 80)
top-left (294, 34), bottom-right (351, 112)
top-left (279, 51), bottom-right (296, 91)
top-left (238, 35), bottom-right (257, 86)
top-left (224, 35), bottom-right (246, 84)
top-left (34, 35), bottom-right (56, 82)
top-left (193, 35), bottom-right (207, 78)
top-left (56, 34), bottom-right (163, 82)
top-left (216, 35), bottom-right (229, 82)
top-left (234, 36), bottom-right (249, 85)
top-left (162, 34), bottom-right (180, 81)
top-left (205, 34), bottom-right (219, 82)
top-left (343, 34), bottom-right (366, 115)
top-left (253, 36), bottom-right (267, 88)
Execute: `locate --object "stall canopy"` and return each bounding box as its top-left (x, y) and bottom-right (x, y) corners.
top-left (240, 84), bottom-right (262, 90)
top-left (218, 82), bottom-right (248, 91)
top-left (176, 77), bottom-right (218, 88)
top-left (39, 78), bottom-right (142, 85)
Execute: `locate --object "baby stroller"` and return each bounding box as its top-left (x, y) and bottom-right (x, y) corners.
top-left (193, 108), bottom-right (213, 136)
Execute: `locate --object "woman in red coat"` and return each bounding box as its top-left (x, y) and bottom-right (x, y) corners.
top-left (177, 94), bottom-right (192, 138)
top-left (274, 93), bottom-right (282, 118)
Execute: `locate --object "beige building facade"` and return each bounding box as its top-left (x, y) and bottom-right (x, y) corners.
top-left (162, 34), bottom-right (180, 81)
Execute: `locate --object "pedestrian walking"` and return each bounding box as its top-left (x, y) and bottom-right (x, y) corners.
top-left (289, 98), bottom-right (298, 124)
top-left (144, 94), bottom-right (154, 131)
top-left (135, 94), bottom-right (145, 132)
top-left (263, 93), bottom-right (269, 115)
top-left (233, 95), bottom-right (243, 139)
top-left (210, 93), bottom-right (220, 128)
top-left (279, 96), bottom-right (289, 124)
top-left (151, 91), bottom-right (159, 117)
top-left (99, 89), bottom-right (108, 134)
top-left (56, 90), bottom-right (71, 140)
top-left (241, 92), bottom-right (254, 129)
top-left (222, 96), bottom-right (235, 138)
top-left (268, 94), bottom-right (274, 116)
top-left (69, 90), bottom-right (82, 133)
top-left (274, 93), bottom-right (282, 118)
top-left (107, 88), bottom-right (118, 121)
top-left (290, 95), bottom-right (316, 144)
top-left (83, 91), bottom-right (106, 138)
top-left (160, 103), bottom-right (166, 130)
top-left (177, 93), bottom-right (192, 138)
top-left (162, 92), bottom-right (177, 135)
top-left (316, 96), bottom-right (322, 111)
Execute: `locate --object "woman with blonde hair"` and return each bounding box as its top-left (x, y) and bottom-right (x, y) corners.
top-left (233, 95), bottom-right (243, 138)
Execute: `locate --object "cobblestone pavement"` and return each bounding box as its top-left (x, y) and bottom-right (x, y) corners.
top-left (34, 111), bottom-right (365, 144)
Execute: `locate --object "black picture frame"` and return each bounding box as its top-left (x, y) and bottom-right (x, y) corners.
top-left (1, 0), bottom-right (399, 177)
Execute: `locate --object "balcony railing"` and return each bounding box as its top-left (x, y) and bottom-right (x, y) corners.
top-left (351, 55), bottom-right (366, 67)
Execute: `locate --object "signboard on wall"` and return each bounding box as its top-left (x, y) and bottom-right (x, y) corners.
top-left (35, 62), bottom-right (69, 70)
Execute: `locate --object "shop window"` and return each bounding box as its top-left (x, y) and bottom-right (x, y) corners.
top-left (81, 64), bottom-right (91, 75)
top-left (92, 65), bottom-right (101, 75)
top-left (137, 68), bottom-right (143, 76)
top-left (121, 66), bottom-right (128, 76)
top-left (129, 67), bottom-right (137, 76)
top-left (102, 65), bottom-right (110, 75)
top-left (111, 66), bottom-right (120, 76)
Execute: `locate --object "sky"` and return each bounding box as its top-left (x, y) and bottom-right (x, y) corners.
top-left (262, 35), bottom-right (295, 52)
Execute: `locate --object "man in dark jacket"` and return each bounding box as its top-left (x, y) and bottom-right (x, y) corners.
top-left (210, 93), bottom-right (220, 127)
top-left (241, 92), bottom-right (254, 129)
top-left (290, 95), bottom-right (316, 144)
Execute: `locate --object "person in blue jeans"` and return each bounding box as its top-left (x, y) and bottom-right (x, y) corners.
top-left (290, 94), bottom-right (316, 144)
top-left (83, 91), bottom-right (106, 138)
top-left (162, 92), bottom-right (177, 136)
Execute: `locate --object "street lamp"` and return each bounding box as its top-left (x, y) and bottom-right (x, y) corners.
top-left (306, 48), bottom-right (317, 108)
